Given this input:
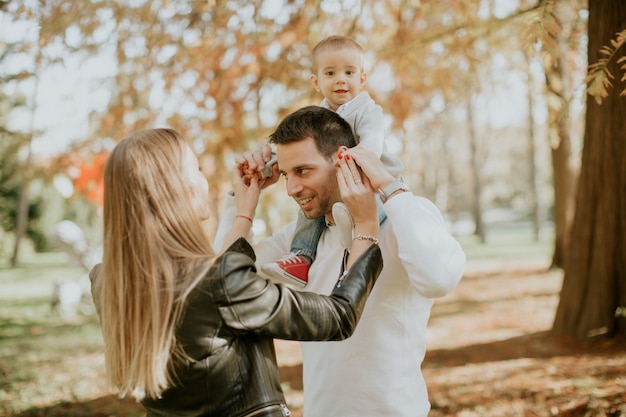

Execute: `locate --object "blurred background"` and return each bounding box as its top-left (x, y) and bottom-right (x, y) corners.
top-left (1, 0), bottom-right (625, 416)
top-left (1, 0), bottom-right (590, 257)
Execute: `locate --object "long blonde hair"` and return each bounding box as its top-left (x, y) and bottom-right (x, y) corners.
top-left (96, 128), bottom-right (216, 400)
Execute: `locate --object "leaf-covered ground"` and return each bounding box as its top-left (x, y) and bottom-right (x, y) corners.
top-left (3, 259), bottom-right (626, 417)
top-left (276, 260), bottom-right (626, 417)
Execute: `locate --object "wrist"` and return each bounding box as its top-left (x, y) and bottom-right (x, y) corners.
top-left (353, 234), bottom-right (379, 245)
top-left (374, 175), bottom-right (398, 193)
top-left (386, 189), bottom-right (408, 202)
top-left (353, 222), bottom-right (378, 236)
top-left (378, 179), bottom-right (409, 203)
top-left (236, 214), bottom-right (253, 223)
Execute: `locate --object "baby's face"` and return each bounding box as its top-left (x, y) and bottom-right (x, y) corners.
top-left (311, 47), bottom-right (366, 110)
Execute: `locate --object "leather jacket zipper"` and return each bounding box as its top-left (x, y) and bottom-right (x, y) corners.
top-left (336, 249), bottom-right (350, 288)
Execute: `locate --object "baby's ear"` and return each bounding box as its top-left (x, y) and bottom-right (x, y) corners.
top-left (310, 74), bottom-right (320, 91)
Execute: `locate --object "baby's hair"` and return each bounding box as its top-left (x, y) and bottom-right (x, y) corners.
top-left (311, 35), bottom-right (364, 73)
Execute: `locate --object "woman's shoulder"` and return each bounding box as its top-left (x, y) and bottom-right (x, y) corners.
top-left (220, 237), bottom-right (255, 260)
top-left (207, 239), bottom-right (257, 284)
top-left (202, 249), bottom-right (268, 304)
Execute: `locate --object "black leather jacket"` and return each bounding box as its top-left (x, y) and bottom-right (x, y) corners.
top-left (93, 238), bottom-right (382, 417)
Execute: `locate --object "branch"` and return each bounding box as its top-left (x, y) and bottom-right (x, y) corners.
top-left (585, 29), bottom-right (626, 104)
top-left (376, 3), bottom-right (543, 58)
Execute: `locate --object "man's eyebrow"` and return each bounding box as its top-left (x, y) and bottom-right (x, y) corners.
top-left (287, 163), bottom-right (315, 173)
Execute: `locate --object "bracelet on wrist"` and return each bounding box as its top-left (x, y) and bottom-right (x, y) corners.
top-left (353, 234), bottom-right (379, 245)
top-left (236, 214), bottom-right (253, 223)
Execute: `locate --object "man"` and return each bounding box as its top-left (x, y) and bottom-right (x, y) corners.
top-left (215, 106), bottom-right (466, 417)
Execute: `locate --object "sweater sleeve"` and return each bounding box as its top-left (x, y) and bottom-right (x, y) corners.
top-left (383, 192), bottom-right (466, 298)
top-left (349, 100), bottom-right (385, 157)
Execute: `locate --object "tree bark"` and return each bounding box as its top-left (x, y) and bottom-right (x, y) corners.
top-left (552, 1), bottom-right (626, 339)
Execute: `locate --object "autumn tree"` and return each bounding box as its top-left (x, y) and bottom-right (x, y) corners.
top-left (0, 63), bottom-right (46, 254)
top-left (552, 2), bottom-right (626, 339)
top-left (3, 0), bottom-right (106, 264)
top-left (528, 0), bottom-right (587, 268)
top-left (2, 0), bottom-right (595, 260)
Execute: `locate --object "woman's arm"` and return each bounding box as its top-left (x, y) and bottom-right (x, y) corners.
top-left (217, 146), bottom-right (279, 253)
top-left (212, 241), bottom-right (382, 341)
top-left (335, 152), bottom-right (379, 269)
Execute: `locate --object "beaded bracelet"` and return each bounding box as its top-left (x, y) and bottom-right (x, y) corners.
top-left (353, 234), bottom-right (379, 245)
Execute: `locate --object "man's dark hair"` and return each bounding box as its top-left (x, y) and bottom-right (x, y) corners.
top-left (269, 106), bottom-right (357, 160)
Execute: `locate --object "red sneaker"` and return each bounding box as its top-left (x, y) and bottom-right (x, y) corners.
top-left (261, 254), bottom-right (310, 287)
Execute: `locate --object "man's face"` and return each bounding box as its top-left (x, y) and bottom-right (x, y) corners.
top-left (276, 137), bottom-right (340, 220)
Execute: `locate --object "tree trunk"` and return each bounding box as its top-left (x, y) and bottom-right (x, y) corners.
top-left (543, 13), bottom-right (576, 269)
top-left (467, 96), bottom-right (485, 243)
top-left (552, 1), bottom-right (626, 339)
top-left (11, 6), bottom-right (45, 267)
top-left (10, 176), bottom-right (30, 267)
top-left (549, 128), bottom-right (575, 269)
top-left (11, 83), bottom-right (40, 267)
top-left (524, 51), bottom-right (542, 242)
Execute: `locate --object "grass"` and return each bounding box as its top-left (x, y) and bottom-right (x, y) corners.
top-left (0, 253), bottom-right (140, 416)
top-left (0, 224), bottom-right (554, 416)
top-left (456, 222), bottom-right (554, 262)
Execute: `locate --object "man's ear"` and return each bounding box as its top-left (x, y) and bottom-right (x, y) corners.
top-left (333, 146), bottom-right (349, 164)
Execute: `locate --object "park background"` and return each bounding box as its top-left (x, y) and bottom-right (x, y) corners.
top-left (1, 0), bottom-right (625, 416)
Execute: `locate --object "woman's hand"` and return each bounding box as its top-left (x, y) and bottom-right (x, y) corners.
top-left (219, 160), bottom-right (263, 252)
top-left (235, 144), bottom-right (280, 190)
top-left (335, 152), bottom-right (378, 232)
top-left (343, 146), bottom-right (397, 192)
top-left (336, 151), bottom-right (379, 269)
top-left (232, 160), bottom-right (261, 219)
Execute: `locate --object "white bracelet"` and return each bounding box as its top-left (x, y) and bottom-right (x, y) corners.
top-left (353, 234), bottom-right (379, 245)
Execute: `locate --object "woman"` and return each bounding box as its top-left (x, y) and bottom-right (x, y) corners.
top-left (90, 128), bottom-right (382, 417)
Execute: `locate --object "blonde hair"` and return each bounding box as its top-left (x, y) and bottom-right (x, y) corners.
top-left (311, 35), bottom-right (364, 73)
top-left (96, 128), bottom-right (216, 400)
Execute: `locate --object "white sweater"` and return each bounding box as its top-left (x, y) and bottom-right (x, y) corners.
top-left (215, 192), bottom-right (466, 417)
